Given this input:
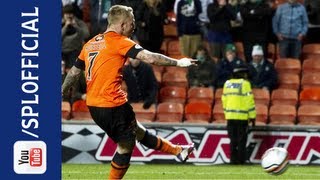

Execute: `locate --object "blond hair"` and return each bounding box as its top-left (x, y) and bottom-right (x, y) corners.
top-left (107, 5), bottom-right (133, 27)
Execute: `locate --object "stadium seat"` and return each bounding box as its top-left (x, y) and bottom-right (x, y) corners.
top-left (268, 43), bottom-right (276, 62)
top-left (152, 65), bottom-right (165, 74)
top-left (165, 66), bottom-right (188, 74)
top-left (184, 102), bottom-right (212, 123)
top-left (274, 58), bottom-right (301, 75)
top-left (234, 41), bottom-right (245, 61)
top-left (269, 104), bottom-right (296, 125)
top-left (275, 0), bottom-right (305, 8)
top-left (297, 105), bottom-right (320, 125)
top-left (167, 40), bottom-right (181, 56)
top-left (166, 11), bottom-right (176, 23)
top-left (302, 43), bottom-right (320, 59)
top-left (163, 23), bottom-right (177, 38)
top-left (252, 88), bottom-right (270, 106)
top-left (301, 53), bottom-right (320, 60)
top-left (156, 102), bottom-right (184, 123)
top-left (212, 103), bottom-right (226, 124)
top-left (130, 103), bottom-right (156, 123)
top-left (301, 73), bottom-right (320, 89)
top-left (62, 101), bottom-right (71, 120)
top-left (255, 104), bottom-right (268, 125)
top-left (299, 88), bottom-right (320, 105)
top-left (154, 70), bottom-right (162, 84)
top-left (159, 86), bottom-right (187, 104)
top-left (160, 39), bottom-right (169, 54)
top-left (302, 58), bottom-right (320, 74)
top-left (71, 100), bottom-right (92, 120)
top-left (187, 87), bottom-right (214, 104)
top-left (162, 71), bottom-right (188, 88)
top-left (271, 88), bottom-right (298, 106)
top-left (214, 88), bottom-right (223, 104)
top-left (278, 73), bottom-right (300, 90)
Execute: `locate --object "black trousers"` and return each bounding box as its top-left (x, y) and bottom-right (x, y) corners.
top-left (227, 120), bottom-right (248, 164)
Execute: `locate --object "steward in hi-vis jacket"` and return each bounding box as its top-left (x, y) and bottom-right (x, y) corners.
top-left (222, 65), bottom-right (256, 164)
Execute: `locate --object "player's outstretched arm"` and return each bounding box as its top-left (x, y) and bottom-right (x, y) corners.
top-left (61, 66), bottom-right (82, 96)
top-left (136, 49), bottom-right (196, 67)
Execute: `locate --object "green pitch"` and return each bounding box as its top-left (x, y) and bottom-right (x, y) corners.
top-left (62, 164), bottom-right (319, 179)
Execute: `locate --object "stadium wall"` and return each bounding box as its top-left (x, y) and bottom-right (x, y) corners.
top-left (62, 121), bottom-right (320, 165)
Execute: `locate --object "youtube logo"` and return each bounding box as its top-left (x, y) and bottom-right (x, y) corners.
top-left (14, 141), bottom-right (46, 174)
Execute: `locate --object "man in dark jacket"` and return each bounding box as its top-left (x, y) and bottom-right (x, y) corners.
top-left (216, 43), bottom-right (246, 88)
top-left (187, 45), bottom-right (216, 88)
top-left (123, 58), bottom-right (158, 109)
top-left (248, 45), bottom-right (278, 91)
top-left (175, 0), bottom-right (202, 57)
top-left (240, 0), bottom-right (273, 61)
top-left (207, 0), bottom-right (236, 59)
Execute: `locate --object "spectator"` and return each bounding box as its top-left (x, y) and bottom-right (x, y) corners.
top-left (62, 0), bottom-right (84, 19)
top-left (86, 0), bottom-right (111, 37)
top-left (198, 0), bottom-right (214, 40)
top-left (175, 0), bottom-right (203, 57)
top-left (187, 45), bottom-right (216, 88)
top-left (123, 58), bottom-right (158, 109)
top-left (240, 0), bottom-right (273, 61)
top-left (62, 4), bottom-right (90, 69)
top-left (222, 65), bottom-right (256, 164)
top-left (207, 0), bottom-right (237, 59)
top-left (215, 43), bottom-right (246, 88)
top-left (304, 0), bottom-right (320, 43)
top-left (135, 0), bottom-right (168, 52)
top-left (248, 45), bottom-right (278, 91)
top-left (265, 0), bottom-right (278, 44)
top-left (272, 0), bottom-right (308, 59)
top-left (229, 0), bottom-right (244, 42)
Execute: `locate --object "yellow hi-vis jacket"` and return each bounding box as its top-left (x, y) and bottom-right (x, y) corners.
top-left (221, 79), bottom-right (256, 120)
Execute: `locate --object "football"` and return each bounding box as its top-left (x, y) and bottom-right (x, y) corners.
top-left (261, 147), bottom-right (289, 175)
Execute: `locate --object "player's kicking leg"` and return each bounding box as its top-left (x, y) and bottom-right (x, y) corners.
top-left (136, 122), bottom-right (194, 162)
top-left (108, 140), bottom-right (135, 180)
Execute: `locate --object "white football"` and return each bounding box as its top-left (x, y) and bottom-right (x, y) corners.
top-left (261, 147), bottom-right (289, 175)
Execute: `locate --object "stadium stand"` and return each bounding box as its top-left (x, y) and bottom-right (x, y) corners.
top-left (214, 88), bottom-right (223, 105)
top-left (255, 104), bottom-right (269, 125)
top-left (302, 58), bottom-right (320, 74)
top-left (269, 104), bottom-right (297, 125)
top-left (301, 73), bottom-right (320, 89)
top-left (187, 87), bottom-right (214, 104)
top-left (130, 103), bottom-right (156, 122)
top-left (271, 88), bottom-right (298, 106)
top-left (274, 58), bottom-right (301, 75)
top-left (159, 86), bottom-right (187, 104)
top-left (162, 70), bottom-right (188, 88)
top-left (268, 43), bottom-right (276, 63)
top-left (165, 66), bottom-right (188, 73)
top-left (156, 102), bottom-right (184, 123)
top-left (298, 105), bottom-right (320, 125)
top-left (184, 102), bottom-right (212, 123)
top-left (299, 88), bottom-right (320, 105)
top-left (167, 40), bottom-right (181, 57)
top-left (252, 88), bottom-right (270, 106)
top-left (153, 70), bottom-right (162, 84)
top-left (62, 101), bottom-right (71, 120)
top-left (212, 103), bottom-right (226, 124)
top-left (277, 73), bottom-right (300, 91)
top-left (302, 43), bottom-right (320, 59)
top-left (163, 23), bottom-right (178, 38)
top-left (234, 41), bottom-right (245, 61)
top-left (71, 100), bottom-right (92, 120)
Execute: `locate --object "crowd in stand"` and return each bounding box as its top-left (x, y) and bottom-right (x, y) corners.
top-left (61, 0), bottom-right (320, 124)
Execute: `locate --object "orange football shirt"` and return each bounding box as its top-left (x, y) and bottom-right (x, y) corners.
top-left (77, 31), bottom-right (142, 107)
